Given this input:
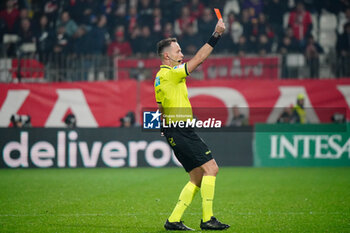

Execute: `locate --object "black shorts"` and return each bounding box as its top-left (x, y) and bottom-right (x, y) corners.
top-left (163, 127), bottom-right (213, 172)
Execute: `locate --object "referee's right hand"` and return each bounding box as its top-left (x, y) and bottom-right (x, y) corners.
top-left (215, 19), bottom-right (225, 35)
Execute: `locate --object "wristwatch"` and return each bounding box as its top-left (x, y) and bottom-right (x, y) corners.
top-left (212, 31), bottom-right (221, 38)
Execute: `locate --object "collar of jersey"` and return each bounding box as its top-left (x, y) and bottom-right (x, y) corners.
top-left (160, 65), bottom-right (171, 70)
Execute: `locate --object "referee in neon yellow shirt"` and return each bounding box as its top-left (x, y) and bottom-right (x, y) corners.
top-left (155, 18), bottom-right (229, 231)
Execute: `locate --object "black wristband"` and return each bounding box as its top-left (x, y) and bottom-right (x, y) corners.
top-left (207, 32), bottom-right (221, 47)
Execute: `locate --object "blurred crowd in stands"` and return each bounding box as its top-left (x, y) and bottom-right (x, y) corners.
top-left (0, 0), bottom-right (350, 79)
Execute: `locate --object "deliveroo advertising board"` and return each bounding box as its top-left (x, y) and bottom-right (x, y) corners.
top-left (254, 124), bottom-right (350, 167)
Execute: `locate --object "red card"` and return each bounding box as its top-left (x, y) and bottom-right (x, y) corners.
top-left (214, 8), bottom-right (222, 20)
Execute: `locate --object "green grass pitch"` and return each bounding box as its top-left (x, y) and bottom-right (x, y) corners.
top-left (0, 167), bottom-right (349, 233)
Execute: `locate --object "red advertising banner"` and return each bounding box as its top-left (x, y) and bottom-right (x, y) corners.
top-left (0, 79), bottom-right (349, 127)
top-left (116, 56), bottom-right (280, 80)
top-left (0, 81), bottom-right (137, 127)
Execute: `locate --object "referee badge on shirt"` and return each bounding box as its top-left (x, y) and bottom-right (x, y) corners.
top-left (173, 64), bottom-right (184, 69)
top-left (155, 76), bottom-right (160, 87)
top-left (143, 110), bottom-right (161, 129)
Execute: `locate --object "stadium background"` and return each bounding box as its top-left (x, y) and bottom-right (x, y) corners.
top-left (0, 0), bottom-right (349, 232)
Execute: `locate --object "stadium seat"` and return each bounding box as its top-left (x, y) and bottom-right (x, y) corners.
top-left (283, 12), bottom-right (290, 29)
top-left (20, 43), bottom-right (36, 53)
top-left (3, 34), bottom-right (19, 44)
top-left (318, 54), bottom-right (333, 78)
top-left (319, 32), bottom-right (337, 49)
top-left (288, 0), bottom-right (296, 9)
top-left (0, 58), bottom-right (12, 82)
top-left (286, 54), bottom-right (305, 67)
top-left (319, 11), bottom-right (337, 53)
top-left (11, 58), bottom-right (45, 81)
top-left (319, 54), bottom-right (326, 64)
top-left (319, 66), bottom-right (332, 79)
top-left (319, 11), bottom-right (337, 31)
top-left (311, 13), bottom-right (319, 40)
top-left (337, 12), bottom-right (347, 34)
